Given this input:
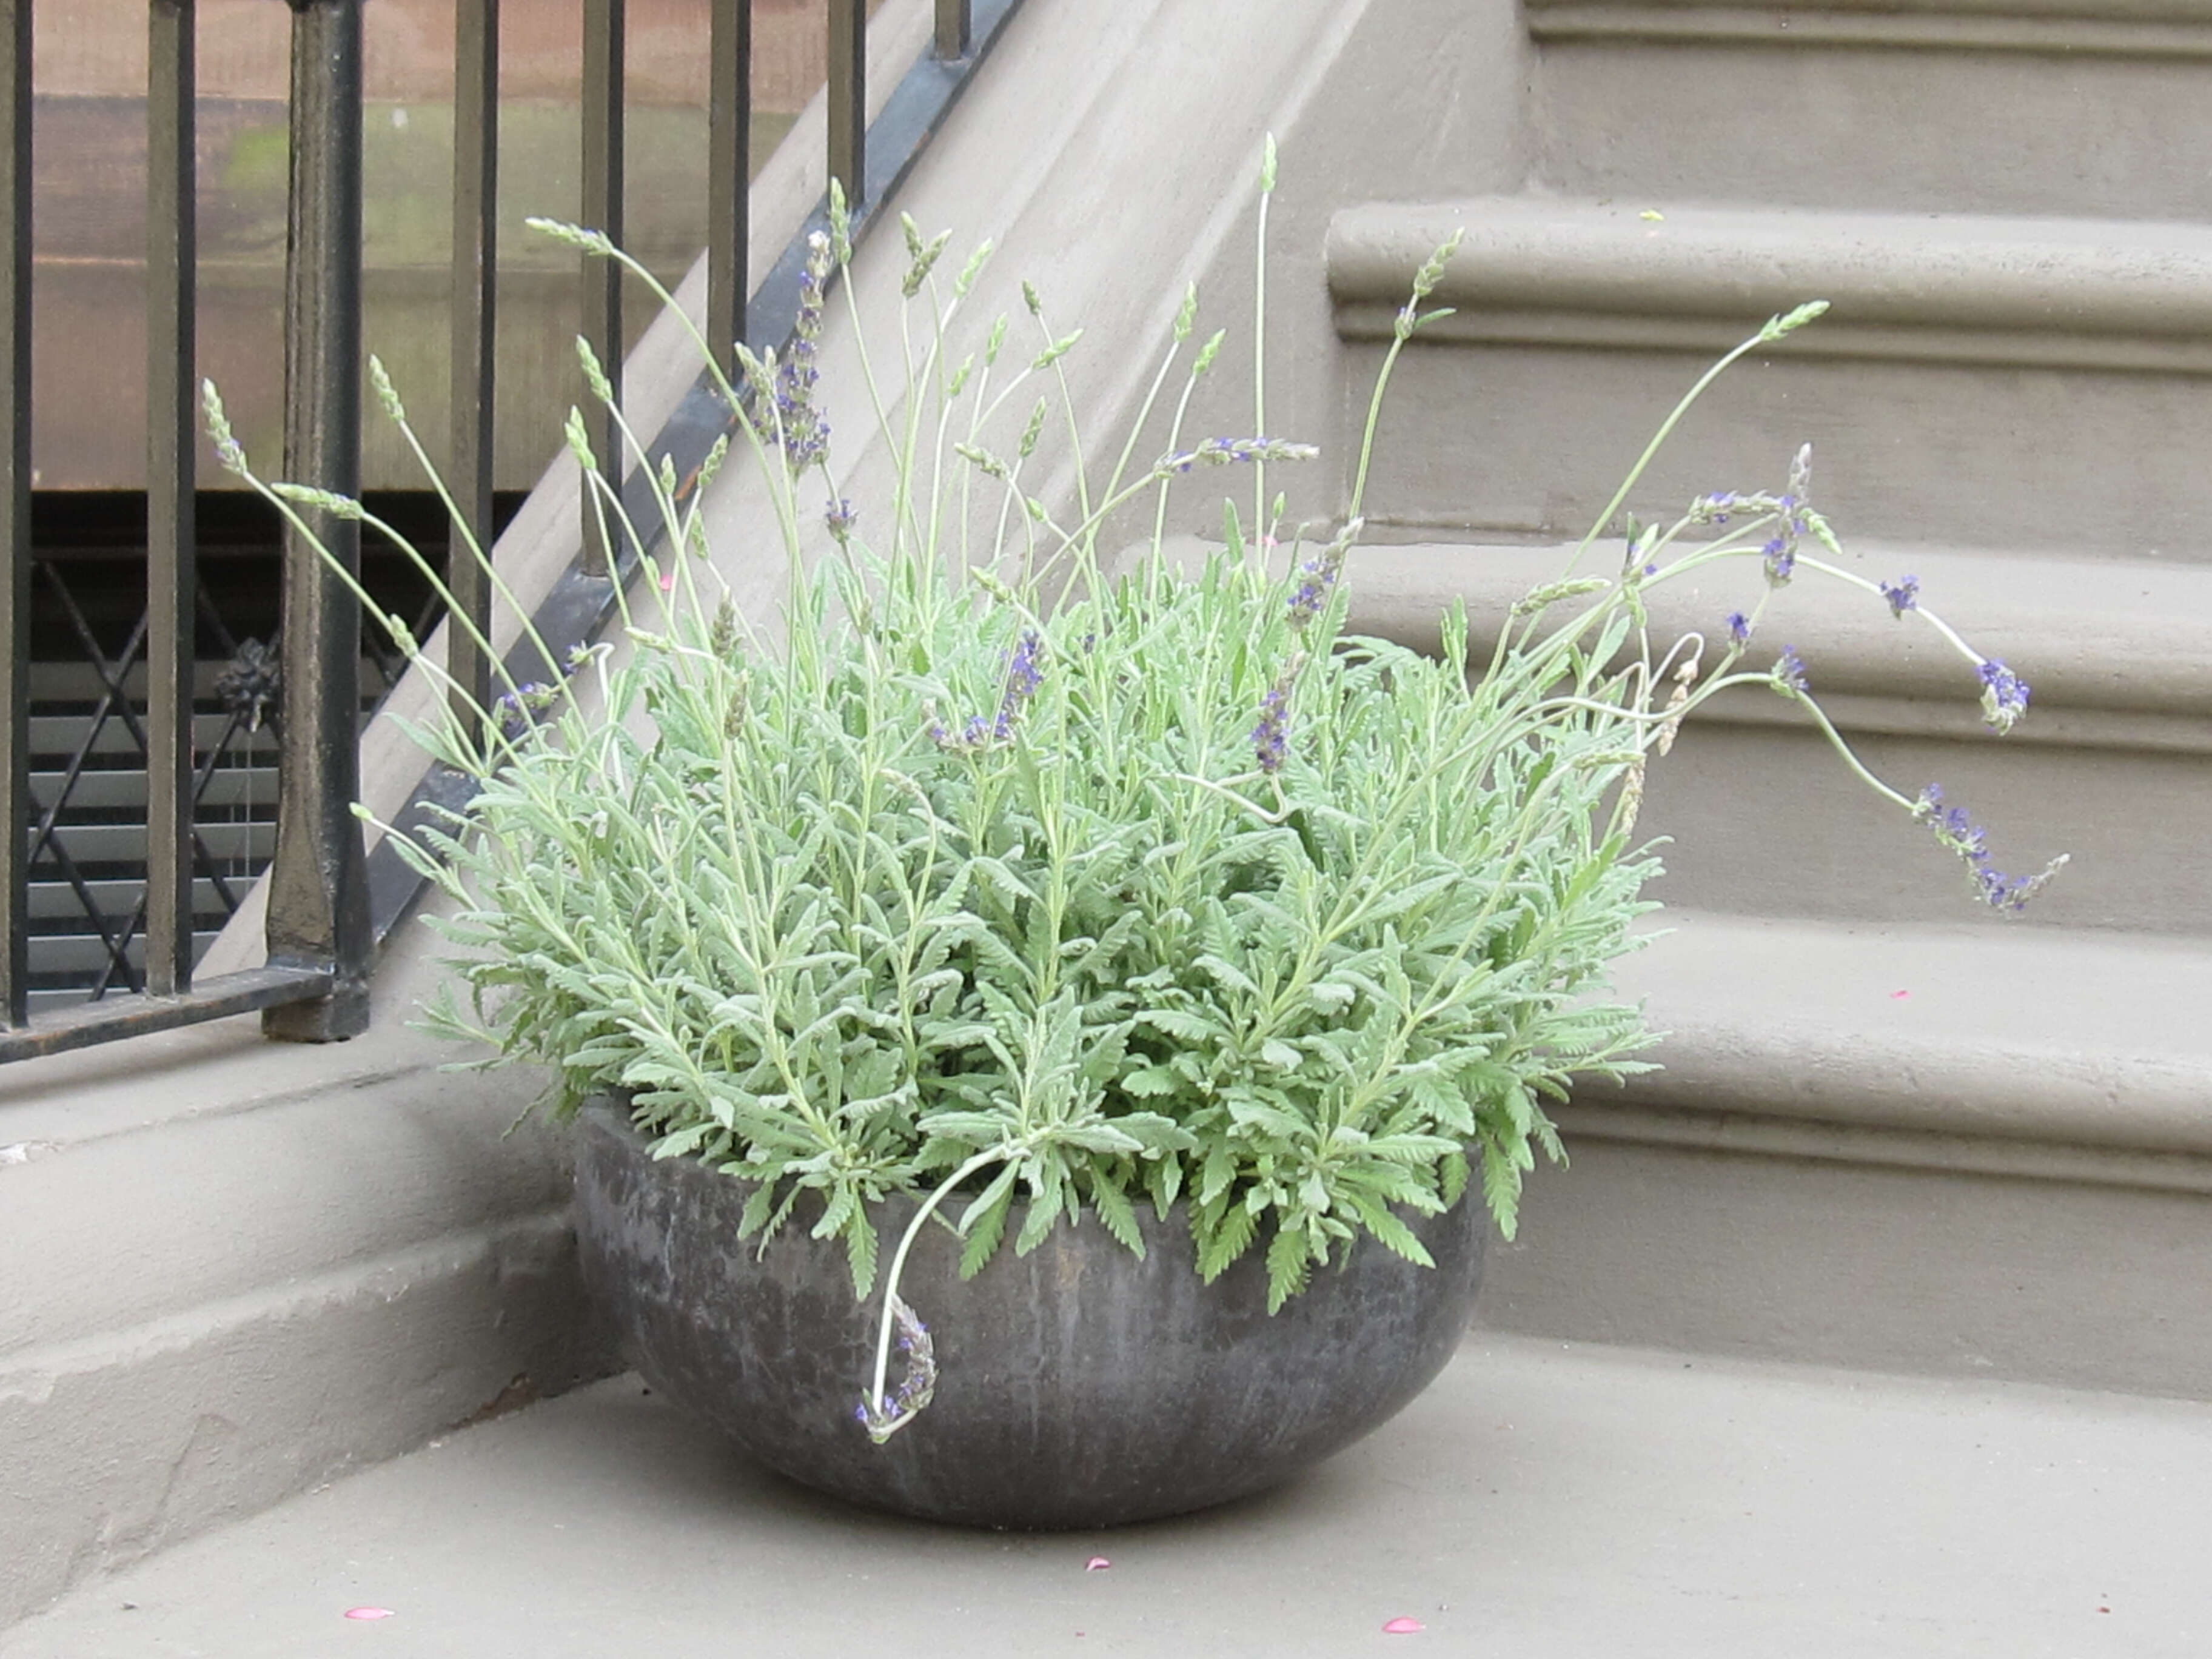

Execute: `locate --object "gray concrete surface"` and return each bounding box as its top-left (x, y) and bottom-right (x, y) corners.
top-left (8, 1334), bottom-right (2209, 1658)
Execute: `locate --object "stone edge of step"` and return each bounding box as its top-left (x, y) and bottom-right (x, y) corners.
top-left (1568, 907), bottom-right (2212, 1188)
top-left (1326, 197), bottom-right (2212, 372)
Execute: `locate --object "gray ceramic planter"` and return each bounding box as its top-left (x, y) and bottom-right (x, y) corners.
top-left (574, 1100), bottom-right (1487, 1529)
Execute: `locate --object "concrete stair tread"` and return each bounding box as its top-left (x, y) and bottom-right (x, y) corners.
top-left (1594, 908), bottom-right (2212, 1159)
top-left (7, 1338), bottom-right (2209, 1657)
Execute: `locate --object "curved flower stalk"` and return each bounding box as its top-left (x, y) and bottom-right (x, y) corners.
top-left (207, 149), bottom-right (2065, 1451)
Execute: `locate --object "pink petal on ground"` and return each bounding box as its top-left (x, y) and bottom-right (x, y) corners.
top-left (1889, 990), bottom-right (1911, 1000)
top-left (1382, 1617), bottom-right (1426, 1634)
top-left (1084, 1556), bottom-right (1111, 1572)
top-left (343, 1607), bottom-right (396, 1621)
top-left (658, 566), bottom-right (676, 593)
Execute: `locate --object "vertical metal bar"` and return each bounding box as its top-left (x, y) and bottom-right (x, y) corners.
top-left (828, 0), bottom-right (864, 207)
top-left (706, 0), bottom-right (750, 384)
top-left (580, 0), bottom-right (622, 576)
top-left (146, 0), bottom-right (195, 998)
top-left (266, 0), bottom-right (370, 1041)
top-left (934, 0), bottom-right (970, 59)
top-left (449, 0), bottom-right (496, 729)
top-left (0, 0), bottom-right (28, 1027)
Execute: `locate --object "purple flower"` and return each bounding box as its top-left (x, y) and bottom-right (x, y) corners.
top-left (1161, 436), bottom-right (1319, 474)
top-left (1762, 534), bottom-right (1797, 588)
top-left (926, 631), bottom-right (1046, 754)
top-left (825, 497), bottom-right (857, 543)
top-left (774, 233), bottom-right (836, 473)
top-left (1772, 646), bottom-right (1808, 695)
top-left (1915, 785), bottom-right (2067, 913)
top-left (1879, 574), bottom-right (1919, 618)
top-left (1285, 519), bottom-right (1361, 633)
top-left (1286, 563), bottom-right (1336, 631)
top-left (1252, 686), bottom-right (1290, 774)
top-left (1977, 659), bottom-right (2030, 734)
top-left (856, 1293), bottom-right (937, 1443)
top-left (492, 680), bottom-right (561, 737)
top-left (993, 629), bottom-right (1045, 740)
top-left (1725, 611), bottom-right (1752, 646)
top-left (1763, 444), bottom-right (1814, 585)
top-left (1250, 652), bottom-right (1305, 775)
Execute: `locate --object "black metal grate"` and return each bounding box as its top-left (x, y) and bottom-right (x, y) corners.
top-left (20, 492), bottom-right (501, 1013)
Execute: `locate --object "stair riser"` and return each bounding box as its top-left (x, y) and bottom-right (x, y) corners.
top-left (1342, 340), bottom-right (2212, 558)
top-left (1531, 44), bottom-right (2212, 221)
top-left (1478, 1132), bottom-right (2212, 1401)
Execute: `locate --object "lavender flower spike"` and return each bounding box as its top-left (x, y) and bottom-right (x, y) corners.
top-left (1761, 535), bottom-right (1796, 586)
top-left (1879, 574), bottom-right (1920, 618)
top-left (856, 1293), bottom-right (938, 1443)
top-left (1286, 518), bottom-right (1362, 633)
top-left (1161, 437), bottom-right (1320, 475)
top-left (1977, 659), bottom-right (2031, 735)
top-left (1725, 611), bottom-right (1752, 647)
top-left (993, 629), bottom-right (1045, 740)
top-left (1760, 443), bottom-right (1814, 587)
top-left (1252, 651), bottom-right (1306, 775)
top-left (928, 631), bottom-right (1047, 754)
top-left (774, 232), bottom-right (836, 474)
top-left (1772, 645), bottom-right (1809, 695)
top-left (1915, 785), bottom-right (2068, 913)
top-left (493, 680), bottom-right (562, 736)
top-left (1785, 442), bottom-right (1813, 507)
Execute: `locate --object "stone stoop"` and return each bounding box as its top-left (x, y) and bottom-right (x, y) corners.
top-left (1321, 206), bottom-right (2211, 1393)
top-left (1479, 910), bottom-right (2212, 1401)
top-left (10, 1336), bottom-right (2212, 1657)
top-left (0, 988), bottom-right (615, 1632)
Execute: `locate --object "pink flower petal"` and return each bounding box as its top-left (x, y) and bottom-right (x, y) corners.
top-left (1084, 1555), bottom-right (1111, 1572)
top-left (658, 566), bottom-right (676, 593)
top-left (1889, 990), bottom-right (1911, 1000)
top-left (1382, 1617), bottom-right (1426, 1634)
top-left (343, 1607), bottom-right (396, 1621)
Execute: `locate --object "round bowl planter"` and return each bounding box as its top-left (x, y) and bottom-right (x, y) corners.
top-left (574, 1101), bottom-right (1487, 1529)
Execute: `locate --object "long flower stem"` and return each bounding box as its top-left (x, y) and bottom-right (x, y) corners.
top-left (867, 1148), bottom-right (1010, 1416)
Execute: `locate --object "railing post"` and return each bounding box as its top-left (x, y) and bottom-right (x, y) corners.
top-left (829, 0), bottom-right (864, 207)
top-left (706, 0), bottom-right (751, 384)
top-left (0, 0), bottom-right (27, 1029)
top-left (580, 0), bottom-right (623, 576)
top-left (935, 0), bottom-right (971, 59)
top-left (146, 0), bottom-right (196, 998)
top-left (266, 0), bottom-right (370, 1041)
top-left (450, 0), bottom-right (497, 729)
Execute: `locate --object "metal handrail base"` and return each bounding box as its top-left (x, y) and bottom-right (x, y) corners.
top-left (0, 964), bottom-right (335, 1064)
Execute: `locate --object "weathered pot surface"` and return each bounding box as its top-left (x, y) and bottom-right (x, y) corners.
top-left (574, 1100), bottom-right (1487, 1529)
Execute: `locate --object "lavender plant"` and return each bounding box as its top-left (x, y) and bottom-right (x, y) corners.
top-left (206, 157), bottom-right (2061, 1444)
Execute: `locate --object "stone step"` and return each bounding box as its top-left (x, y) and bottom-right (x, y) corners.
top-left (1325, 197), bottom-right (2212, 556)
top-left (1478, 906), bottom-right (2212, 1399)
top-left (8, 1339), bottom-right (2212, 1656)
top-left (1523, 0), bottom-right (2212, 221)
top-left (1339, 540), bottom-right (2210, 934)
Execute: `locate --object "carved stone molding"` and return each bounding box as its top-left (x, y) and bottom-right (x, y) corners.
top-left (1328, 196), bottom-right (2212, 374)
top-left (1524, 0), bottom-right (2212, 57)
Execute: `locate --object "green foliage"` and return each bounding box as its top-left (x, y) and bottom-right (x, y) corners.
top-left (398, 510), bottom-right (1660, 1306)
top-left (224, 170), bottom-right (2054, 1321)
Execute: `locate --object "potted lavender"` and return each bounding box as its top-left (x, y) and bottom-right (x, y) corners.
top-left (208, 160), bottom-right (2062, 1527)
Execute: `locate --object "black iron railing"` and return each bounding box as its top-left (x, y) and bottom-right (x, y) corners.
top-left (0, 0), bottom-right (1024, 1063)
